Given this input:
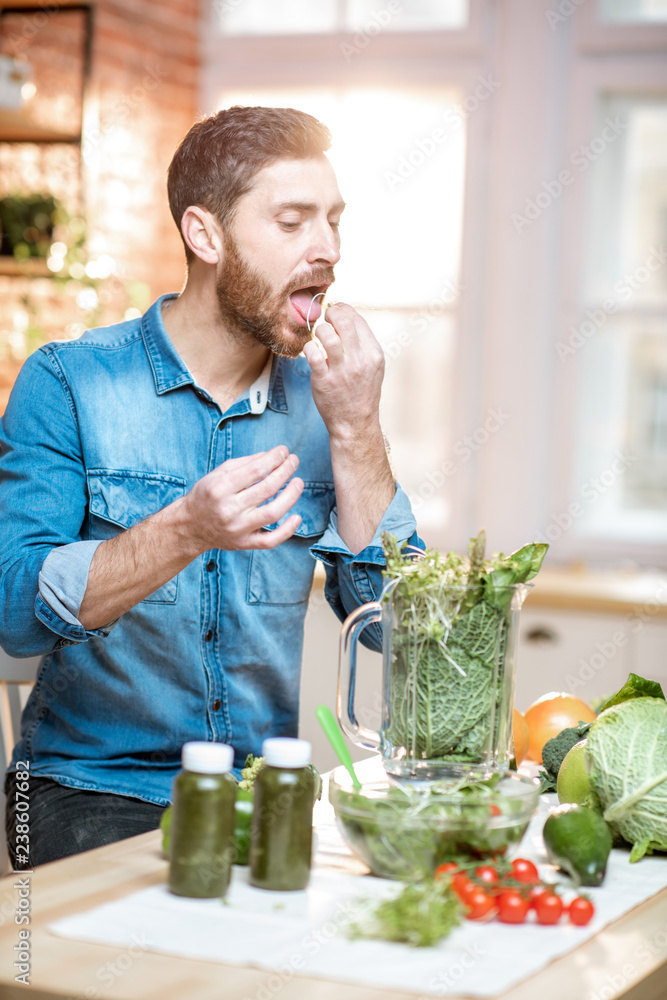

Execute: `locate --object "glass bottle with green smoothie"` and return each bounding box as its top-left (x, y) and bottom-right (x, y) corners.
top-left (168, 741), bottom-right (237, 899)
top-left (249, 738), bottom-right (315, 891)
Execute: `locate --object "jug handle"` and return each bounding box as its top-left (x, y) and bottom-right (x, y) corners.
top-left (337, 600), bottom-right (382, 751)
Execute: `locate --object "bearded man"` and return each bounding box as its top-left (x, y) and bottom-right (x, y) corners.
top-left (0, 106), bottom-right (419, 865)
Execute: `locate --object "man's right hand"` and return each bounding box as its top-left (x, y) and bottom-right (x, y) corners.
top-left (79, 446), bottom-right (303, 631)
top-left (183, 445), bottom-right (304, 554)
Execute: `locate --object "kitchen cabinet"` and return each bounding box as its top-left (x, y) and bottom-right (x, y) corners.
top-left (517, 607), bottom-right (635, 710)
top-left (516, 566), bottom-right (667, 710)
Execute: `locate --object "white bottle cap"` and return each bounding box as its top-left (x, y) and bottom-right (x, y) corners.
top-left (181, 741), bottom-right (234, 774)
top-left (262, 737), bottom-right (311, 769)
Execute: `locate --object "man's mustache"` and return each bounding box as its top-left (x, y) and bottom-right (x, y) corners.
top-left (285, 269), bottom-right (336, 295)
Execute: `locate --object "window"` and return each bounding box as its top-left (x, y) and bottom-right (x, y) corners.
top-left (573, 96), bottom-right (667, 541)
top-left (598, 0), bottom-right (667, 23)
top-left (215, 0), bottom-right (469, 36)
top-left (204, 1), bottom-right (667, 565)
top-left (219, 85), bottom-right (466, 531)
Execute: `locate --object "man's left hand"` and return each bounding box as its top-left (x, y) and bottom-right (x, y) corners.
top-left (302, 302), bottom-right (385, 441)
top-left (302, 303), bottom-right (396, 554)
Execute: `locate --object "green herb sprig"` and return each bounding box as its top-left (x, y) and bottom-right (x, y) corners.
top-left (347, 879), bottom-right (461, 947)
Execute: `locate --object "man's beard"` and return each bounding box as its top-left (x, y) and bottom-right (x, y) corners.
top-left (215, 229), bottom-right (334, 358)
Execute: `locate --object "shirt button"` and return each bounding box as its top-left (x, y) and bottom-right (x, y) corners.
top-left (212, 699), bottom-right (222, 712)
top-left (205, 629), bottom-right (213, 642)
top-left (206, 560), bottom-right (215, 572)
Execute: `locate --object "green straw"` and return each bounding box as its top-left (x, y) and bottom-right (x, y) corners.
top-left (316, 704), bottom-right (361, 790)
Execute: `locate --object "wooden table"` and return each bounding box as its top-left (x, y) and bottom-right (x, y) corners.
top-left (0, 829), bottom-right (665, 1000)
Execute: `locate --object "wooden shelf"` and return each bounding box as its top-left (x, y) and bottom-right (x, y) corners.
top-left (0, 108), bottom-right (80, 144)
top-left (0, 255), bottom-right (51, 276)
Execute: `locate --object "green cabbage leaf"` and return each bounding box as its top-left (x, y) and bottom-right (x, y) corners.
top-left (585, 698), bottom-right (667, 862)
top-left (597, 672), bottom-right (664, 713)
top-left (382, 532), bottom-right (548, 762)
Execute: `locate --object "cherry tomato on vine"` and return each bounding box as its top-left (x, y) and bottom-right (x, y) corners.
top-left (533, 892), bottom-right (564, 925)
top-left (451, 872), bottom-right (475, 902)
top-left (465, 888), bottom-right (497, 921)
top-left (569, 896), bottom-right (595, 926)
top-left (434, 863), bottom-right (459, 880)
top-left (474, 865), bottom-right (499, 884)
top-left (529, 885), bottom-right (548, 906)
top-left (434, 864), bottom-right (475, 902)
top-left (497, 890), bottom-right (530, 924)
top-left (510, 858), bottom-right (539, 883)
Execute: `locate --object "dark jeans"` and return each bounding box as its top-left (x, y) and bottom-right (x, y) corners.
top-left (4, 770), bottom-right (165, 868)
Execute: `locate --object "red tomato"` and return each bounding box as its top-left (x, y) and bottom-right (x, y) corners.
top-left (465, 888), bottom-right (497, 921)
top-left (529, 885), bottom-right (548, 906)
top-left (533, 892), bottom-right (564, 925)
top-left (489, 804), bottom-right (502, 817)
top-left (569, 896), bottom-right (595, 926)
top-left (434, 863), bottom-right (459, 881)
top-left (497, 890), bottom-right (530, 924)
top-left (451, 872), bottom-right (475, 901)
top-left (510, 858), bottom-right (539, 883)
top-left (474, 865), bottom-right (499, 884)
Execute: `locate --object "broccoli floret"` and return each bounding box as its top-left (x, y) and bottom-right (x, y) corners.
top-left (238, 753), bottom-right (265, 790)
top-left (237, 753), bottom-right (322, 799)
top-left (539, 722), bottom-right (591, 792)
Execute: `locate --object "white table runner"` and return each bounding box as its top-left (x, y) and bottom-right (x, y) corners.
top-left (48, 762), bottom-right (667, 998)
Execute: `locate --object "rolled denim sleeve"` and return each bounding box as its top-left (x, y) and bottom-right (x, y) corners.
top-left (36, 540), bottom-right (119, 646)
top-left (310, 484), bottom-right (422, 651)
top-left (0, 349), bottom-right (111, 656)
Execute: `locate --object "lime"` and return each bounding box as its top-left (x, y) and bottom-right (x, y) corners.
top-left (556, 739), bottom-right (590, 805)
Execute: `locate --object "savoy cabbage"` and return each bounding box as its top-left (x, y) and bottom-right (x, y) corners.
top-left (585, 698), bottom-right (667, 862)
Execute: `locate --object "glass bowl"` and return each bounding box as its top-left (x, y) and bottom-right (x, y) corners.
top-left (328, 766), bottom-right (540, 880)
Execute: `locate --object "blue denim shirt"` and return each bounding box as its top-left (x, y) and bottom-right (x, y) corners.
top-left (0, 294), bottom-right (418, 804)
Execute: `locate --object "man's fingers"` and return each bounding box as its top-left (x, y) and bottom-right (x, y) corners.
top-left (302, 338), bottom-right (329, 374)
top-left (314, 322), bottom-right (345, 364)
top-left (324, 302), bottom-right (363, 350)
top-left (242, 453), bottom-right (300, 508)
top-left (223, 445), bottom-right (292, 492)
top-left (221, 450), bottom-right (269, 472)
top-left (253, 512), bottom-right (303, 549)
top-left (246, 476), bottom-right (304, 532)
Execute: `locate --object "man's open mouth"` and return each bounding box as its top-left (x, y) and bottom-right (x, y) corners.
top-left (288, 282), bottom-right (331, 327)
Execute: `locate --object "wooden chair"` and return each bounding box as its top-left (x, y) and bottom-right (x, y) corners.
top-left (0, 649), bottom-right (41, 875)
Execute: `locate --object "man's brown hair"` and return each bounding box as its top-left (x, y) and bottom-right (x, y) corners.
top-left (167, 105), bottom-right (332, 262)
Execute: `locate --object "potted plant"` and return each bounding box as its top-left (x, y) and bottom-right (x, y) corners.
top-left (0, 193), bottom-right (58, 259)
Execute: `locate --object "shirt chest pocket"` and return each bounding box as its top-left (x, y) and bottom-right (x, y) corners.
top-left (247, 485), bottom-right (334, 607)
top-left (86, 470), bottom-right (187, 605)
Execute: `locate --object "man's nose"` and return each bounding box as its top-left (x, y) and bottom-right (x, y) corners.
top-left (305, 221), bottom-right (341, 267)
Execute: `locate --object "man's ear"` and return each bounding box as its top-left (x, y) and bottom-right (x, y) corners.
top-left (180, 206), bottom-right (223, 265)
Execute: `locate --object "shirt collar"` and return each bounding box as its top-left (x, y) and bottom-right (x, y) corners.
top-left (141, 294), bottom-right (193, 395)
top-left (248, 355), bottom-right (272, 414)
top-left (141, 294), bottom-right (289, 413)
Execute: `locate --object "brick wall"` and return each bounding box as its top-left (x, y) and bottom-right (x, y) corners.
top-left (0, 0), bottom-right (200, 407)
top-left (89, 0), bottom-right (201, 294)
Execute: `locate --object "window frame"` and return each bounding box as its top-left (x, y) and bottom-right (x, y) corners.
top-left (575, 0), bottom-right (667, 51)
top-left (550, 55), bottom-right (667, 566)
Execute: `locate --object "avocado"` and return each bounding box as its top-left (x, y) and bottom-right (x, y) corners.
top-left (543, 803), bottom-right (612, 886)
